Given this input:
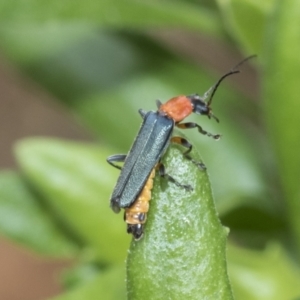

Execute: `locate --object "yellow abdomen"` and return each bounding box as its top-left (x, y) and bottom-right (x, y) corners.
top-left (125, 168), bottom-right (155, 239)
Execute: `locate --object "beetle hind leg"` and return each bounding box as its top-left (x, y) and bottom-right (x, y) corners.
top-left (157, 162), bottom-right (193, 191)
top-left (171, 136), bottom-right (206, 170)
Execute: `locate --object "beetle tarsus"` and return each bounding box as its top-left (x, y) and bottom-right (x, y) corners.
top-left (157, 163), bottom-right (193, 191)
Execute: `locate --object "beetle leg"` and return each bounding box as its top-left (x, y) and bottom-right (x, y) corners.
top-left (157, 162), bottom-right (193, 191)
top-left (106, 154), bottom-right (127, 170)
top-left (156, 99), bottom-right (163, 109)
top-left (176, 122), bottom-right (221, 140)
top-left (171, 136), bottom-right (206, 170)
top-left (138, 109), bottom-right (147, 118)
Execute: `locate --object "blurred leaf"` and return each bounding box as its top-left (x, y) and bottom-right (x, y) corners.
top-left (0, 30), bottom-right (184, 103)
top-left (0, 1), bottom-right (222, 36)
top-left (50, 264), bottom-right (126, 300)
top-left (228, 244), bottom-right (300, 300)
top-left (0, 171), bottom-right (77, 257)
top-left (0, 23), bottom-right (93, 64)
top-left (28, 32), bottom-right (179, 103)
top-left (61, 262), bottom-right (103, 290)
top-left (127, 146), bottom-right (234, 299)
top-left (217, 0), bottom-right (275, 53)
top-left (15, 138), bottom-right (131, 263)
top-left (262, 0), bottom-right (300, 254)
top-left (222, 204), bottom-right (286, 248)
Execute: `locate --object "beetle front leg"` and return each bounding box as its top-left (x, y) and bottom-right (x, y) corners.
top-left (176, 122), bottom-right (221, 140)
top-left (138, 109), bottom-right (147, 118)
top-left (157, 162), bottom-right (193, 191)
top-left (106, 154), bottom-right (127, 170)
top-left (171, 136), bottom-right (206, 170)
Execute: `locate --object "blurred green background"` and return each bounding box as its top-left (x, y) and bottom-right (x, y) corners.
top-left (0, 0), bottom-right (300, 299)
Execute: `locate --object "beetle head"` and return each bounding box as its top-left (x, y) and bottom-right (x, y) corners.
top-left (188, 94), bottom-right (219, 123)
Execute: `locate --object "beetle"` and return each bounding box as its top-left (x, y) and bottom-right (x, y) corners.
top-left (107, 55), bottom-right (255, 240)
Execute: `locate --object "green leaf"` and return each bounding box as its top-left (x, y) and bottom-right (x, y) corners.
top-left (50, 265), bottom-right (126, 300)
top-left (222, 204), bottom-right (286, 248)
top-left (61, 263), bottom-right (100, 289)
top-left (0, 23), bottom-right (93, 64)
top-left (228, 244), bottom-right (300, 300)
top-left (0, 1), bottom-right (222, 36)
top-left (127, 145), bottom-right (233, 299)
top-left (217, 0), bottom-right (275, 53)
top-left (262, 0), bottom-right (300, 254)
top-left (15, 138), bottom-right (131, 263)
top-left (0, 171), bottom-right (77, 257)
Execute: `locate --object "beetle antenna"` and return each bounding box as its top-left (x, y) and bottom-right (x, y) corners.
top-left (205, 55), bottom-right (257, 106)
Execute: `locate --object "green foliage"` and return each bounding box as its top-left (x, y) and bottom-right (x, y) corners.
top-left (14, 138), bottom-right (130, 263)
top-left (262, 0), bottom-right (300, 255)
top-left (228, 244), bottom-right (300, 300)
top-left (0, 171), bottom-right (77, 257)
top-left (51, 265), bottom-right (126, 300)
top-left (0, 0), bottom-right (299, 299)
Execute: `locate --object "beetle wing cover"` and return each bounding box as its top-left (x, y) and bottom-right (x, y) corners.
top-left (110, 111), bottom-right (173, 211)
